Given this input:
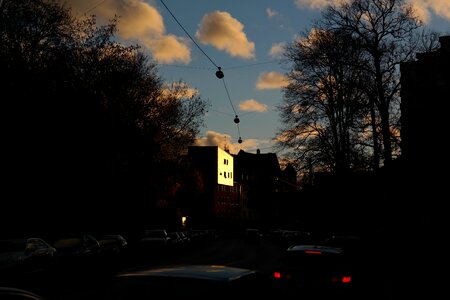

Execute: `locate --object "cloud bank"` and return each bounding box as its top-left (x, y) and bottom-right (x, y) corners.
top-left (194, 130), bottom-right (261, 155)
top-left (64, 0), bottom-right (191, 63)
top-left (293, 0), bottom-right (450, 23)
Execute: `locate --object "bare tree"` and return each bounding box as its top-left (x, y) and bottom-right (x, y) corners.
top-left (0, 0), bottom-right (208, 229)
top-left (319, 0), bottom-right (422, 167)
top-left (277, 29), bottom-right (368, 174)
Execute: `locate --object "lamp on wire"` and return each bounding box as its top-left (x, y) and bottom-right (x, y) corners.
top-left (215, 67), bottom-right (224, 79)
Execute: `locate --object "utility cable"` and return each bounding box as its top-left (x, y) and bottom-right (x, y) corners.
top-left (159, 0), bottom-right (219, 69)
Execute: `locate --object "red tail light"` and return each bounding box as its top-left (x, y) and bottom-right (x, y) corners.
top-left (331, 276), bottom-right (352, 283)
top-left (305, 250), bottom-right (322, 254)
top-left (274, 271), bottom-right (292, 279)
top-left (342, 276), bottom-right (352, 283)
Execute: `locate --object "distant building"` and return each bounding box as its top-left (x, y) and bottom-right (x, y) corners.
top-left (187, 146), bottom-right (300, 228)
top-left (187, 146), bottom-right (240, 227)
top-left (233, 149), bottom-right (299, 227)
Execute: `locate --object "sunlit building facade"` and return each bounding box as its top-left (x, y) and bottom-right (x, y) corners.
top-left (188, 146), bottom-right (240, 227)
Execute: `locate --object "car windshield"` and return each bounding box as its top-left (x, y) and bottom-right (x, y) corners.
top-left (2, 1), bottom-right (445, 300)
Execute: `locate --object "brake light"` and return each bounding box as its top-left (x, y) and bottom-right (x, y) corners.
top-left (331, 276), bottom-right (352, 283)
top-left (274, 271), bottom-right (292, 279)
top-left (305, 250), bottom-right (322, 254)
top-left (342, 276), bottom-right (352, 283)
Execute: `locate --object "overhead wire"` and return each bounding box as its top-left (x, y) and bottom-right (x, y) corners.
top-left (84, 0), bottom-right (108, 14)
top-left (81, 0), bottom-right (255, 148)
top-left (159, 0), bottom-right (243, 144)
top-left (159, 0), bottom-right (219, 69)
top-left (224, 60), bottom-right (279, 70)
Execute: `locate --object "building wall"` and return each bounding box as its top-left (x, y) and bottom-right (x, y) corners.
top-left (188, 146), bottom-right (239, 227)
top-left (400, 36), bottom-right (450, 170)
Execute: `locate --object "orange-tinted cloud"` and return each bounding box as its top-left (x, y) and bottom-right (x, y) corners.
top-left (193, 130), bottom-right (260, 155)
top-left (64, 0), bottom-right (191, 64)
top-left (161, 82), bottom-right (198, 100)
top-left (256, 71), bottom-right (288, 90)
top-left (408, 0), bottom-right (450, 23)
top-left (146, 35), bottom-right (191, 64)
top-left (239, 99), bottom-right (268, 113)
top-left (196, 11), bottom-right (255, 59)
top-left (269, 42), bottom-right (286, 58)
top-left (293, 0), bottom-right (450, 23)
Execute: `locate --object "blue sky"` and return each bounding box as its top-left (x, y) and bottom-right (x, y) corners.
top-left (64, 0), bottom-right (450, 156)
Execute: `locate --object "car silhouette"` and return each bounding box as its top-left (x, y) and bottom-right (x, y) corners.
top-left (107, 264), bottom-right (275, 299)
top-left (273, 244), bottom-right (356, 297)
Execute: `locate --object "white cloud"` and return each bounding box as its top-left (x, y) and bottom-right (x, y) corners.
top-left (193, 130), bottom-right (262, 155)
top-left (239, 99), bottom-right (268, 113)
top-left (196, 10), bottom-right (255, 59)
top-left (63, 0), bottom-right (191, 64)
top-left (269, 42), bottom-right (286, 58)
top-left (266, 8), bottom-right (279, 19)
top-left (256, 71), bottom-right (288, 90)
top-left (294, 0), bottom-right (332, 10)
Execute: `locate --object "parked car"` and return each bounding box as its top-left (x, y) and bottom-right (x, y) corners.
top-left (272, 244), bottom-right (356, 297)
top-left (107, 264), bottom-right (275, 299)
top-left (52, 234), bottom-right (101, 267)
top-left (324, 235), bottom-right (363, 258)
top-left (245, 228), bottom-right (263, 243)
top-left (98, 235), bottom-right (128, 256)
top-left (0, 238), bottom-right (56, 277)
top-left (139, 229), bottom-right (171, 251)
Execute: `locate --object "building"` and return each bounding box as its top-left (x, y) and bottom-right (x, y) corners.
top-left (399, 35), bottom-right (449, 235)
top-left (233, 149), bottom-right (300, 227)
top-left (187, 146), bottom-right (241, 227)
top-left (400, 35), bottom-right (450, 172)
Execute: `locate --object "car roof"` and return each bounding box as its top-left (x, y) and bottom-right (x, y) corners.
top-left (116, 264), bottom-right (256, 282)
top-left (287, 245), bottom-right (343, 254)
top-left (0, 287), bottom-right (47, 300)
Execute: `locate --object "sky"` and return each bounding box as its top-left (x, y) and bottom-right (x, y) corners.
top-left (63, 0), bottom-right (450, 156)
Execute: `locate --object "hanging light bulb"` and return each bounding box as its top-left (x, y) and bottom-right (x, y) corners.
top-left (215, 67), bottom-right (224, 79)
top-left (234, 115), bottom-right (240, 124)
top-left (238, 137), bottom-right (243, 144)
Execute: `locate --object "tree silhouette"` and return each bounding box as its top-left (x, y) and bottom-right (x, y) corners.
top-left (0, 0), bottom-right (208, 232)
top-left (319, 0), bottom-right (422, 167)
top-left (277, 29), bottom-right (369, 174)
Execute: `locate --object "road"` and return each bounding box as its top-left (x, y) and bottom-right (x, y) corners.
top-left (2, 234), bottom-right (286, 300)
top-left (2, 233), bottom-right (394, 300)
